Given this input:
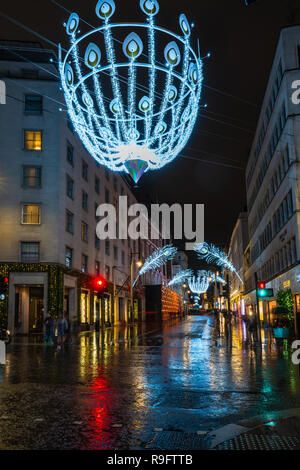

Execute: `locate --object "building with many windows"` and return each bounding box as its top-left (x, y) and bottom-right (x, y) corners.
top-left (244, 25), bottom-right (300, 325)
top-left (0, 40), bottom-right (171, 335)
top-left (228, 212), bottom-right (248, 315)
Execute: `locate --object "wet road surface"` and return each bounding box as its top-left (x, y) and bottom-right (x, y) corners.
top-left (0, 314), bottom-right (300, 449)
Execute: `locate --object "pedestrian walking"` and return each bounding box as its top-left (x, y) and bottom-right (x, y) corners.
top-left (64, 313), bottom-right (71, 344)
top-left (44, 313), bottom-right (54, 345)
top-left (56, 314), bottom-right (67, 350)
top-left (247, 314), bottom-right (257, 343)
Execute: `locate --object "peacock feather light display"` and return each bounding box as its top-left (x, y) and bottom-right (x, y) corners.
top-left (133, 244), bottom-right (177, 286)
top-left (167, 269), bottom-right (193, 287)
top-left (59, 0), bottom-right (203, 183)
top-left (194, 242), bottom-right (243, 284)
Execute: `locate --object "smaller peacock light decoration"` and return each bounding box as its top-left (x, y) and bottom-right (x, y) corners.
top-left (59, 0), bottom-right (203, 183)
top-left (194, 242), bottom-right (243, 284)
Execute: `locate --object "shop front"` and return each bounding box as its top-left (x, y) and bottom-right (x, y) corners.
top-left (8, 272), bottom-right (48, 335)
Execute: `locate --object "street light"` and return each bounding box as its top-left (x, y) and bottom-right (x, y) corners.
top-left (130, 251), bottom-right (143, 323)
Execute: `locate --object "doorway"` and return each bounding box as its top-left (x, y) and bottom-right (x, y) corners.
top-left (29, 287), bottom-right (44, 334)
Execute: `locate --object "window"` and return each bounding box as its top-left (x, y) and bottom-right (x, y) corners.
top-left (21, 242), bottom-right (39, 263)
top-left (287, 191), bottom-right (293, 217)
top-left (82, 190), bottom-right (88, 211)
top-left (122, 250), bottom-right (125, 265)
top-left (95, 176), bottom-right (100, 194)
top-left (105, 168), bottom-right (110, 181)
top-left (23, 166), bottom-right (41, 188)
top-left (67, 142), bottom-right (74, 165)
top-left (291, 237), bottom-right (297, 264)
top-left (66, 175), bottom-right (74, 199)
top-left (95, 233), bottom-right (100, 250)
top-left (95, 202), bottom-right (100, 221)
top-left (81, 254), bottom-right (88, 273)
top-left (105, 188), bottom-right (110, 203)
top-left (95, 261), bottom-right (100, 275)
top-left (22, 204), bottom-right (40, 224)
top-left (82, 160), bottom-right (88, 181)
top-left (114, 246), bottom-right (118, 261)
top-left (66, 210), bottom-right (74, 234)
top-left (24, 130), bottom-right (42, 151)
top-left (65, 246), bottom-right (73, 268)
top-left (105, 240), bottom-right (110, 256)
top-left (105, 265), bottom-right (110, 280)
top-left (25, 95), bottom-right (43, 114)
top-left (81, 222), bottom-right (88, 242)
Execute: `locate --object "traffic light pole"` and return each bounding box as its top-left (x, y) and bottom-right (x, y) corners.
top-left (254, 272), bottom-right (262, 342)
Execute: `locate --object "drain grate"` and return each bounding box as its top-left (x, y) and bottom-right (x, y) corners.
top-left (146, 431), bottom-right (211, 450)
top-left (215, 433), bottom-right (300, 450)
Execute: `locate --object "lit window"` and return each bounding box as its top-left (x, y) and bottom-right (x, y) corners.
top-left (65, 246), bottom-right (73, 268)
top-left (25, 95), bottom-right (43, 115)
top-left (24, 130), bottom-right (42, 151)
top-left (20, 242), bottom-right (39, 263)
top-left (82, 254), bottom-right (88, 273)
top-left (22, 204), bottom-right (40, 224)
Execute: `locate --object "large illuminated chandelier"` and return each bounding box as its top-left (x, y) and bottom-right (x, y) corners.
top-left (59, 0), bottom-right (203, 183)
top-left (188, 270), bottom-right (226, 295)
top-left (188, 270), bottom-right (211, 295)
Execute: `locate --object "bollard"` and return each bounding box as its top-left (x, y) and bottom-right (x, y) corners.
top-left (0, 340), bottom-right (5, 365)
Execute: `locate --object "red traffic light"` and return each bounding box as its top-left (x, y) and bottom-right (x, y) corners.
top-left (4, 277), bottom-right (8, 284)
top-left (92, 276), bottom-right (107, 292)
top-left (258, 281), bottom-right (265, 290)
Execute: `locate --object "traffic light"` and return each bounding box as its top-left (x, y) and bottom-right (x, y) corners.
top-left (0, 275), bottom-right (8, 301)
top-left (257, 281), bottom-right (273, 298)
top-left (92, 276), bottom-right (107, 299)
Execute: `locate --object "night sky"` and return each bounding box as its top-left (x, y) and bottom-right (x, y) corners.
top-left (1, 0), bottom-right (300, 268)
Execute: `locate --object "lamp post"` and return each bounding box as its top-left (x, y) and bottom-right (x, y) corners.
top-left (129, 251), bottom-right (143, 323)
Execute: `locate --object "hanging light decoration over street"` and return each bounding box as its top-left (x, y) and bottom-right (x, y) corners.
top-left (59, 0), bottom-right (203, 183)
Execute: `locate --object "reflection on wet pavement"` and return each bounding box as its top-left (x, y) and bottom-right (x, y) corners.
top-left (0, 315), bottom-right (300, 449)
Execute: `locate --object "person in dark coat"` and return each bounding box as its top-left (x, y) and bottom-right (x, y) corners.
top-left (44, 313), bottom-right (54, 345)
